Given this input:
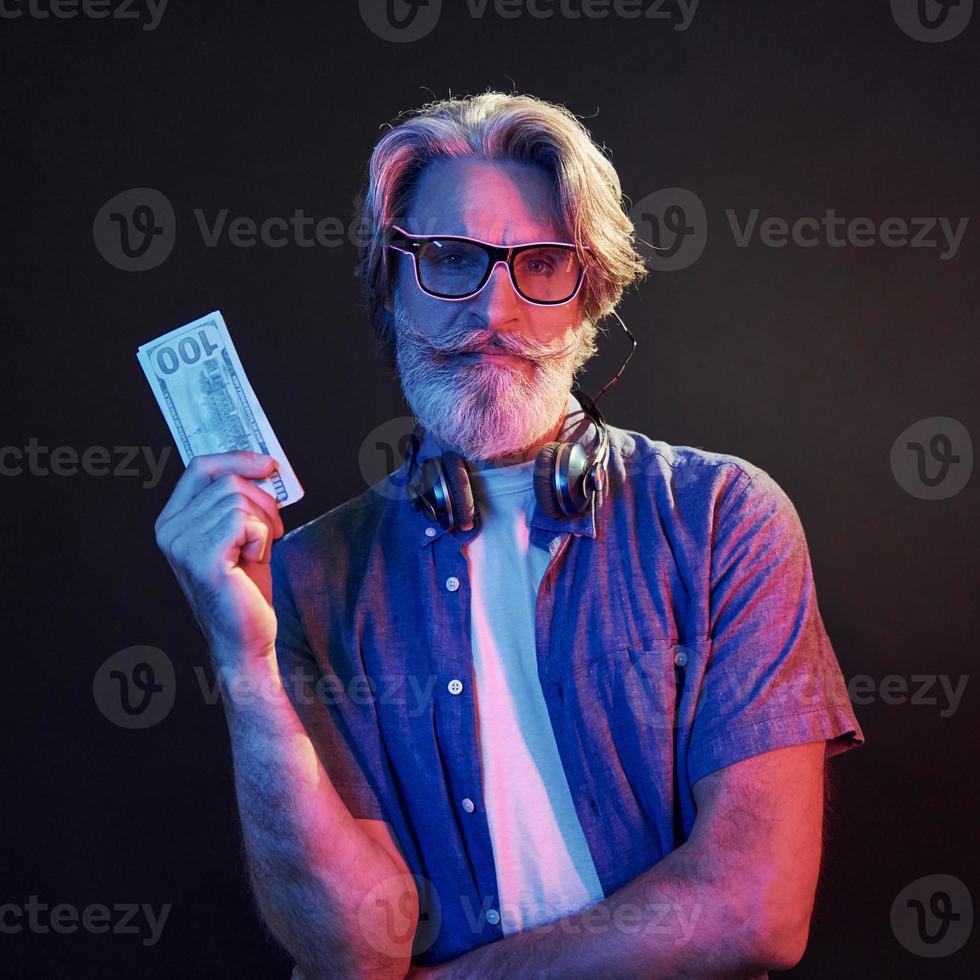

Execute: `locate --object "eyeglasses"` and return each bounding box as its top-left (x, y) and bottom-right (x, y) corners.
top-left (387, 224), bottom-right (590, 306)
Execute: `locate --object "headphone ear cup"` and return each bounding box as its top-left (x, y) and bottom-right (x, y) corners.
top-left (534, 441), bottom-right (591, 518)
top-left (533, 442), bottom-right (565, 519)
top-left (441, 450), bottom-right (476, 531)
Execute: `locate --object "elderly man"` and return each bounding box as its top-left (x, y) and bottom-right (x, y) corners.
top-left (154, 91), bottom-right (864, 979)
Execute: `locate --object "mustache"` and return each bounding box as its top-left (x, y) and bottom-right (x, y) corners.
top-left (398, 318), bottom-right (578, 365)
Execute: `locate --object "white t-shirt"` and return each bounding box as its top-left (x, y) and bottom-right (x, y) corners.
top-left (463, 457), bottom-right (604, 936)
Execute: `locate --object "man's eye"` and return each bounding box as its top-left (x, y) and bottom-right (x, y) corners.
top-left (435, 252), bottom-right (473, 267)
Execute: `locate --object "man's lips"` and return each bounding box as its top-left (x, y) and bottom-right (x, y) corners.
top-left (462, 348), bottom-right (523, 359)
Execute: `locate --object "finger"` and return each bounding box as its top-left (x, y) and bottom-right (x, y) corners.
top-left (178, 500), bottom-right (272, 581)
top-left (179, 473), bottom-right (285, 539)
top-left (238, 514), bottom-right (271, 565)
top-left (156, 451), bottom-right (279, 529)
top-left (168, 492), bottom-right (275, 573)
top-left (156, 475), bottom-right (284, 554)
top-left (193, 496), bottom-right (275, 568)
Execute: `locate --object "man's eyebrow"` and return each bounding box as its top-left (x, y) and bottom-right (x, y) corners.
top-left (402, 226), bottom-right (576, 244)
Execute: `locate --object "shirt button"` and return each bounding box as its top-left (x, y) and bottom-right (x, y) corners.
top-left (674, 647), bottom-right (689, 667)
top-left (445, 576), bottom-right (460, 592)
top-left (425, 526), bottom-right (437, 537)
top-left (447, 678), bottom-right (463, 695)
top-left (486, 909), bottom-right (500, 926)
top-left (461, 797), bottom-right (475, 813)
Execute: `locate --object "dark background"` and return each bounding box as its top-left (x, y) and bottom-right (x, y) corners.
top-left (2, 1), bottom-right (977, 976)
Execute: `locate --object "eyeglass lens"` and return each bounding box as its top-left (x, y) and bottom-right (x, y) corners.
top-left (417, 239), bottom-right (582, 302)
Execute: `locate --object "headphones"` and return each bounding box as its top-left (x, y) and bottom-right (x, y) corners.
top-left (405, 386), bottom-right (611, 532)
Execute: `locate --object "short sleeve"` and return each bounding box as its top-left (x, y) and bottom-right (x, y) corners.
top-left (687, 469), bottom-right (865, 785)
top-left (269, 542), bottom-right (387, 820)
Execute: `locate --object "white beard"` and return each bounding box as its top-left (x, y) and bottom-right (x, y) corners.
top-left (392, 291), bottom-right (591, 461)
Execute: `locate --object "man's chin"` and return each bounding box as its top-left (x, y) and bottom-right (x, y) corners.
top-left (421, 401), bottom-right (524, 459)
top-left (399, 348), bottom-right (572, 460)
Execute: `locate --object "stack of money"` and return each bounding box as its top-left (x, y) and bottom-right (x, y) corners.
top-left (137, 311), bottom-right (304, 505)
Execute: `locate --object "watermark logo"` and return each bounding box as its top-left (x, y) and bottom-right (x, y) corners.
top-left (891, 874), bottom-right (973, 957)
top-left (94, 189), bottom-right (376, 270)
top-left (359, 0), bottom-right (442, 42)
top-left (96, 650), bottom-right (441, 730)
top-left (359, 0), bottom-right (699, 41)
top-left (0, 440), bottom-right (171, 489)
top-left (0, 0), bottom-right (169, 31)
top-left (0, 896), bottom-right (171, 946)
top-left (462, 0), bottom-right (700, 29)
top-left (848, 673), bottom-right (968, 718)
top-left (890, 416), bottom-right (972, 500)
top-left (358, 874), bottom-right (441, 957)
top-left (93, 645), bottom-right (176, 729)
top-left (891, 0), bottom-right (973, 42)
top-left (359, 415), bottom-right (417, 500)
top-left (630, 188), bottom-right (708, 272)
top-left (726, 209), bottom-right (968, 259)
top-left (629, 191), bottom-right (969, 270)
top-left (93, 188), bottom-right (175, 271)
top-left (194, 209), bottom-right (370, 250)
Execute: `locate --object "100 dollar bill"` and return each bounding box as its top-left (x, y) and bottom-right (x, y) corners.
top-left (137, 311), bottom-right (304, 505)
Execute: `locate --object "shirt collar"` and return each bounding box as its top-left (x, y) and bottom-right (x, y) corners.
top-left (408, 389), bottom-right (600, 547)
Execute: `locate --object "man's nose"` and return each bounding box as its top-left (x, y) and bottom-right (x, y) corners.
top-left (469, 259), bottom-right (524, 323)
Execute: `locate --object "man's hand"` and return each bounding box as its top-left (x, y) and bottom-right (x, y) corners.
top-left (153, 450), bottom-right (285, 665)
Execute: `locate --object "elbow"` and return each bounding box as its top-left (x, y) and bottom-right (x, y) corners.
top-left (748, 903), bottom-right (812, 972)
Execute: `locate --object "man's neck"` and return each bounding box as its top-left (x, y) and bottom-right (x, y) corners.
top-left (440, 413), bottom-right (567, 471)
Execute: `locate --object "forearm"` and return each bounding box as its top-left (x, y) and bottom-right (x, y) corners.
top-left (217, 647), bottom-right (416, 980)
top-left (422, 840), bottom-right (776, 980)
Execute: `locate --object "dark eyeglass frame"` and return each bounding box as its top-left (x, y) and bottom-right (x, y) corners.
top-left (387, 223), bottom-right (590, 306)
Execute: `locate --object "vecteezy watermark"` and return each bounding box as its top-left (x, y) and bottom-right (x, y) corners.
top-left (459, 893), bottom-right (703, 941)
top-left (358, 0), bottom-right (443, 42)
top-left (890, 417), bottom-right (973, 500)
top-left (1, 440), bottom-right (171, 489)
top-left (194, 664), bottom-right (439, 717)
top-left (628, 188), bottom-right (971, 271)
top-left (358, 0), bottom-right (700, 42)
top-left (93, 187), bottom-right (386, 271)
top-left (890, 874), bottom-right (973, 957)
top-left (0, 0), bottom-right (169, 31)
top-left (847, 673), bottom-right (969, 718)
top-left (358, 415), bottom-right (418, 501)
top-left (629, 188), bottom-right (708, 272)
top-left (527, 899), bottom-right (702, 941)
top-left (93, 645), bottom-right (176, 729)
top-left (193, 209), bottom-right (371, 251)
top-left (622, 639), bottom-right (970, 733)
top-left (0, 896), bottom-right (172, 947)
top-left (461, 0), bottom-right (700, 29)
top-left (358, 874), bottom-right (442, 958)
top-left (94, 645), bottom-right (442, 730)
top-left (360, 875), bottom-right (704, 958)
top-left (93, 188), bottom-right (176, 272)
top-left (891, 0), bottom-right (973, 43)
top-left (725, 209), bottom-right (969, 260)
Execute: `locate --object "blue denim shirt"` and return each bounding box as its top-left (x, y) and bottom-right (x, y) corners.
top-left (269, 393), bottom-right (864, 966)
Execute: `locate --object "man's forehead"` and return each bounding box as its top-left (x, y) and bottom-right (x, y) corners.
top-left (404, 158), bottom-right (567, 242)
top-left (401, 212), bottom-right (569, 242)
